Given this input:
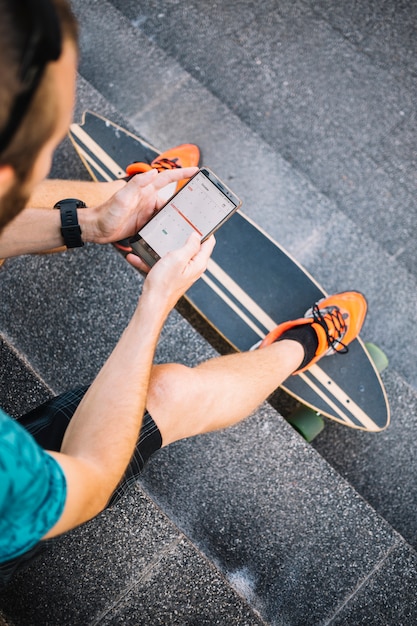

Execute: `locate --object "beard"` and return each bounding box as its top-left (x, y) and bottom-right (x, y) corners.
top-left (0, 176), bottom-right (31, 235)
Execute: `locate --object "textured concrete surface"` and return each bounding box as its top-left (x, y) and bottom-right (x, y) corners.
top-left (1, 0), bottom-right (417, 624)
top-left (140, 407), bottom-right (405, 624)
top-left (0, 489), bottom-right (264, 625)
top-left (329, 542), bottom-right (417, 626)
top-left (110, 0), bottom-right (417, 274)
top-left (313, 368), bottom-right (417, 549)
top-left (0, 338), bottom-right (52, 417)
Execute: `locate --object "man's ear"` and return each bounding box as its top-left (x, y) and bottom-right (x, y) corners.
top-left (0, 164), bottom-right (15, 195)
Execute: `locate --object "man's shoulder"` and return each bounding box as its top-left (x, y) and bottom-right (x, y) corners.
top-left (0, 407), bottom-right (67, 563)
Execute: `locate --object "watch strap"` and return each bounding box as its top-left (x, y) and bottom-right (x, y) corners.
top-left (54, 198), bottom-right (86, 248)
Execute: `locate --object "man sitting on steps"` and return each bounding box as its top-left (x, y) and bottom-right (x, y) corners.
top-left (0, 0), bottom-right (367, 587)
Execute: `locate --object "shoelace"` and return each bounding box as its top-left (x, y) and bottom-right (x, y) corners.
top-left (311, 304), bottom-right (349, 354)
top-left (125, 156), bottom-right (182, 182)
top-left (151, 157), bottom-right (181, 171)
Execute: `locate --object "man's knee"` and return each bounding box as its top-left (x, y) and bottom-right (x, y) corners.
top-left (147, 363), bottom-right (192, 410)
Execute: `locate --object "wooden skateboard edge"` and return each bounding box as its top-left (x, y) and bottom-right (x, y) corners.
top-left (196, 210), bottom-right (390, 431)
top-left (68, 131), bottom-right (98, 181)
top-left (280, 375), bottom-right (390, 433)
top-left (71, 110), bottom-right (160, 153)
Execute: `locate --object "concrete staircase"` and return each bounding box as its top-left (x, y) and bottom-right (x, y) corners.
top-left (1, 1), bottom-right (417, 623)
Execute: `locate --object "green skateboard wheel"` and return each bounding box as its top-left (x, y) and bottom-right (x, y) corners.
top-left (287, 406), bottom-right (325, 442)
top-left (365, 342), bottom-right (389, 373)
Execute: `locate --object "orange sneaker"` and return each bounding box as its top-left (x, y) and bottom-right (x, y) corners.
top-left (260, 291), bottom-right (367, 374)
top-left (115, 144), bottom-right (200, 253)
top-left (125, 143), bottom-right (200, 190)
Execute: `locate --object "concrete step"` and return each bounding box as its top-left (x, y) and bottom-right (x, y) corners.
top-left (0, 52), bottom-right (416, 626)
top-left (1, 222), bottom-right (417, 623)
top-left (0, 336), bottom-right (53, 418)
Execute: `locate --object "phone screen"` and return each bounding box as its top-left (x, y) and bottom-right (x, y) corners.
top-left (132, 169), bottom-right (240, 265)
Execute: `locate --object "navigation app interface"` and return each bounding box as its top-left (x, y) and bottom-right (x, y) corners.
top-left (138, 171), bottom-right (237, 258)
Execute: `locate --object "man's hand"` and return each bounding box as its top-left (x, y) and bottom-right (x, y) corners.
top-left (133, 233), bottom-right (216, 316)
top-left (86, 167), bottom-right (198, 244)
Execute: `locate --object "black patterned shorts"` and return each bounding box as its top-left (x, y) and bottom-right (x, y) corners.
top-left (0, 387), bottom-right (162, 588)
top-left (18, 386), bottom-right (162, 505)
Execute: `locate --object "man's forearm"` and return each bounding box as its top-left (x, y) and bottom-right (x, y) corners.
top-left (0, 206), bottom-right (88, 256)
top-left (0, 179), bottom-right (124, 257)
top-left (28, 179), bottom-right (124, 208)
top-left (60, 295), bottom-right (165, 482)
top-left (45, 292), bottom-right (171, 536)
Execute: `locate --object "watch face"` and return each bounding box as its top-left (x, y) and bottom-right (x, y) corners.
top-left (54, 198), bottom-right (85, 207)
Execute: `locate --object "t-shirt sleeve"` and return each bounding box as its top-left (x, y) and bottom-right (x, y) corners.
top-left (0, 408), bottom-right (67, 562)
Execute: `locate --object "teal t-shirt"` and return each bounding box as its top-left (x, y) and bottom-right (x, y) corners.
top-left (0, 408), bottom-right (67, 562)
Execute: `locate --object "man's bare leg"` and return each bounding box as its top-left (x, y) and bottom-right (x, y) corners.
top-left (146, 339), bottom-right (304, 446)
top-left (146, 290), bottom-right (368, 446)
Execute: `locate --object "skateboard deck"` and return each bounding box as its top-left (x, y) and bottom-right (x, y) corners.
top-left (69, 111), bottom-right (390, 434)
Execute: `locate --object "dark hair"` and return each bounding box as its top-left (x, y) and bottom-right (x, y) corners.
top-left (0, 0), bottom-right (78, 230)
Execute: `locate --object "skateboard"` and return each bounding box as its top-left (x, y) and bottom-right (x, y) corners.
top-left (69, 111), bottom-right (390, 441)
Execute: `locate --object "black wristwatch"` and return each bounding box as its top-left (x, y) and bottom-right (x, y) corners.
top-left (54, 198), bottom-right (86, 248)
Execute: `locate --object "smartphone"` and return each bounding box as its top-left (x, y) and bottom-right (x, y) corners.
top-left (130, 167), bottom-right (242, 267)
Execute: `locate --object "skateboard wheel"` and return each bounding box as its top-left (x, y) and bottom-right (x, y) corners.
top-left (365, 342), bottom-right (389, 373)
top-left (287, 406), bottom-right (325, 442)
